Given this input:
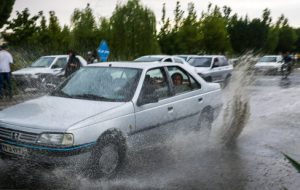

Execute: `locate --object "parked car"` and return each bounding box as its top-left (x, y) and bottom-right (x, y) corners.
top-left (12, 55), bottom-right (87, 91)
top-left (0, 62), bottom-right (222, 178)
top-left (134, 55), bottom-right (191, 66)
top-left (186, 55), bottom-right (233, 85)
top-left (254, 55), bottom-right (283, 74)
top-left (174, 55), bottom-right (194, 61)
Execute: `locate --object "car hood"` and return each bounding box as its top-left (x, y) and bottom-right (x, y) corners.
top-left (12, 67), bottom-right (52, 75)
top-left (0, 96), bottom-right (126, 132)
top-left (255, 62), bottom-right (281, 68)
top-left (194, 67), bottom-right (211, 74)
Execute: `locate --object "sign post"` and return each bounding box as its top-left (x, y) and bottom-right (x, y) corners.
top-left (97, 40), bottom-right (110, 62)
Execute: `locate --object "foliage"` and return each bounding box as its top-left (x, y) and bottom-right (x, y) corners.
top-left (70, 4), bottom-right (97, 53)
top-left (109, 0), bottom-right (159, 60)
top-left (0, 0), bottom-right (15, 29)
top-left (1, 2), bottom-right (300, 61)
top-left (2, 8), bottom-right (41, 47)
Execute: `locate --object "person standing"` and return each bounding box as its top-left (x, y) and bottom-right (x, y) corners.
top-left (65, 50), bottom-right (80, 77)
top-left (0, 44), bottom-right (13, 99)
top-left (87, 51), bottom-right (98, 64)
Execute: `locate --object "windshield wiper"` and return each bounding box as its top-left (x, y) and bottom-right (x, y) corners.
top-left (71, 94), bottom-right (116, 101)
top-left (51, 90), bottom-right (72, 98)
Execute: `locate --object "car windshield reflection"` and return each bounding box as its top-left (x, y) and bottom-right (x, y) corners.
top-left (51, 67), bottom-right (142, 102)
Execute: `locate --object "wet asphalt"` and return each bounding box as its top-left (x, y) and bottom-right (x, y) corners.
top-left (0, 71), bottom-right (300, 190)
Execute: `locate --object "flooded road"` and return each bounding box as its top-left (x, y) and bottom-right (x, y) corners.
top-left (1, 71), bottom-right (300, 189)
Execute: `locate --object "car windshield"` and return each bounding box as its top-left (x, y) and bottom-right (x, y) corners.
top-left (134, 56), bottom-right (163, 62)
top-left (31, 57), bottom-right (56, 68)
top-left (188, 57), bottom-right (212, 67)
top-left (259, 57), bottom-right (277, 63)
top-left (51, 67), bottom-right (142, 102)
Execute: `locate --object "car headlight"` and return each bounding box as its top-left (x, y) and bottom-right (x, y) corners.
top-left (37, 133), bottom-right (74, 146)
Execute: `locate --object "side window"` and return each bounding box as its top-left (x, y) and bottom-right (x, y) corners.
top-left (140, 68), bottom-right (170, 100)
top-left (52, 58), bottom-right (67, 69)
top-left (163, 58), bottom-right (173, 63)
top-left (220, 57), bottom-right (228, 66)
top-left (213, 58), bottom-right (220, 67)
top-left (167, 66), bottom-right (201, 95)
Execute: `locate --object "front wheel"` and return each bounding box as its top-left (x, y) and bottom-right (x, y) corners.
top-left (88, 131), bottom-right (127, 179)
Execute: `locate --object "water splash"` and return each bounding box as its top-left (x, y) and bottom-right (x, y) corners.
top-left (212, 53), bottom-right (258, 146)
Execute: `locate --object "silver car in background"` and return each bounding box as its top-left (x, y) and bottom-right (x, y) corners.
top-left (254, 55), bottom-right (283, 74)
top-left (0, 62), bottom-right (222, 178)
top-left (187, 55), bottom-right (233, 85)
top-left (134, 55), bottom-right (191, 66)
top-left (12, 55), bottom-right (87, 90)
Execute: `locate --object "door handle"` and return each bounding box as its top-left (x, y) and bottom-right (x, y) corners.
top-left (168, 106), bottom-right (173, 111)
top-left (198, 98), bottom-right (203, 102)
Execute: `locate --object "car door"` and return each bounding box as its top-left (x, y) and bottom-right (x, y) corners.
top-left (51, 57), bottom-right (68, 76)
top-left (167, 66), bottom-right (203, 130)
top-left (218, 57), bottom-right (231, 81)
top-left (210, 57), bottom-right (223, 82)
top-left (134, 67), bottom-right (175, 135)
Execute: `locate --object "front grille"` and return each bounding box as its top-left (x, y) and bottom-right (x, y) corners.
top-left (0, 127), bottom-right (39, 143)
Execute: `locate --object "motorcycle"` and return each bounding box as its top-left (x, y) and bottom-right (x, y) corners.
top-left (281, 62), bottom-right (291, 79)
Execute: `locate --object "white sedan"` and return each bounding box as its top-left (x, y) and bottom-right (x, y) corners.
top-left (0, 62), bottom-right (222, 178)
top-left (254, 55), bottom-right (283, 74)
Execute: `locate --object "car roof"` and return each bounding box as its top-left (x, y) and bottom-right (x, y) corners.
top-left (86, 61), bottom-right (184, 69)
top-left (42, 55), bottom-right (83, 58)
top-left (139, 55), bottom-right (169, 58)
top-left (188, 55), bottom-right (225, 58)
top-left (262, 55), bottom-right (282, 57)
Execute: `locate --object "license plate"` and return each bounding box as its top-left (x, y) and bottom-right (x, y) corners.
top-left (1, 143), bottom-right (28, 156)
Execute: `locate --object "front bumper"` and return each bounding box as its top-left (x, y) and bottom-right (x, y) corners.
top-left (254, 67), bottom-right (280, 74)
top-left (0, 139), bottom-right (96, 166)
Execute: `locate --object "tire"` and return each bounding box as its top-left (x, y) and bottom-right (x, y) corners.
top-left (88, 130), bottom-right (127, 179)
top-left (197, 108), bottom-right (214, 132)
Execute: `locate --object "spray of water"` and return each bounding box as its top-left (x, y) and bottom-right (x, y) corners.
top-left (211, 53), bottom-right (258, 146)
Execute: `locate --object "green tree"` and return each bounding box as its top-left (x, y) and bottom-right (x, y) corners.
top-left (200, 5), bottom-right (231, 54)
top-left (110, 0), bottom-right (159, 60)
top-left (0, 0), bottom-right (15, 28)
top-left (2, 8), bottom-right (41, 46)
top-left (276, 25), bottom-right (297, 53)
top-left (176, 2), bottom-right (202, 54)
top-left (295, 28), bottom-right (300, 53)
top-left (70, 3), bottom-right (97, 53)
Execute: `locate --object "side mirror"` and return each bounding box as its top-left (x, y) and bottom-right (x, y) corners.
top-left (137, 93), bottom-right (159, 106)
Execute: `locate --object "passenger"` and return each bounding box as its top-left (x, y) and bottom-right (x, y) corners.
top-left (65, 50), bottom-right (81, 77)
top-left (0, 44), bottom-right (13, 99)
top-left (171, 72), bottom-right (189, 94)
top-left (171, 72), bottom-right (183, 86)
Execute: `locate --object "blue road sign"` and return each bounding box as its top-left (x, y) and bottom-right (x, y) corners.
top-left (97, 40), bottom-right (110, 62)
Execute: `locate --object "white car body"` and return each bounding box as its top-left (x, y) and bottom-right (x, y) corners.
top-left (254, 55), bottom-right (283, 73)
top-left (0, 62), bottom-right (222, 173)
top-left (187, 55), bottom-right (233, 83)
top-left (12, 55), bottom-right (87, 89)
